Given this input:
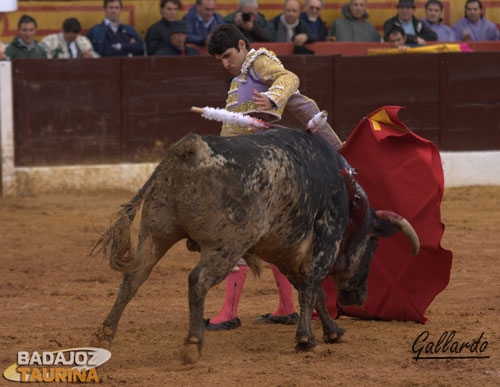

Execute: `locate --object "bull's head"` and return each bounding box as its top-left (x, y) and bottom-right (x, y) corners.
top-left (332, 209), bottom-right (420, 306)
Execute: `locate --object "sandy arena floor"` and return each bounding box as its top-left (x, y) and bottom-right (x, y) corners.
top-left (1, 186), bottom-right (499, 386)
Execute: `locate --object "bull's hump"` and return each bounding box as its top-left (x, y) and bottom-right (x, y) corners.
top-left (172, 133), bottom-right (228, 168)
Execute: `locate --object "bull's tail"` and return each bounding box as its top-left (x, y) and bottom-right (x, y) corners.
top-left (90, 202), bottom-right (139, 272)
top-left (92, 134), bottom-right (206, 272)
top-left (91, 163), bottom-right (161, 273)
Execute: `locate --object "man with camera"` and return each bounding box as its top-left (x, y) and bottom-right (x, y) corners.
top-left (224, 0), bottom-right (271, 42)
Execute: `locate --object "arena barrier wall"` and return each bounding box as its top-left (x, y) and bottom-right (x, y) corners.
top-left (1, 52), bottom-right (500, 195)
top-left (4, 151), bottom-right (500, 196)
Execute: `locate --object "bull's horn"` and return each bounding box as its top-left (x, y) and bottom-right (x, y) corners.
top-left (375, 210), bottom-right (420, 256)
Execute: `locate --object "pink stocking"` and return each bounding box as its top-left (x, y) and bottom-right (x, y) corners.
top-left (270, 264), bottom-right (296, 316)
top-left (209, 265), bottom-right (248, 324)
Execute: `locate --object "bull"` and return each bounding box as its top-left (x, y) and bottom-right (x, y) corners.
top-left (91, 127), bottom-right (419, 364)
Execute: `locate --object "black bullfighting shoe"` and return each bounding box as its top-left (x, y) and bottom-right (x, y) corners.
top-left (253, 312), bottom-right (299, 325)
top-left (204, 317), bottom-right (241, 331)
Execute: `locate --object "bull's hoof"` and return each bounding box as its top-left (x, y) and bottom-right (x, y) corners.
top-left (90, 336), bottom-right (112, 349)
top-left (181, 337), bottom-right (202, 365)
top-left (90, 326), bottom-right (114, 349)
top-left (295, 337), bottom-right (318, 352)
top-left (323, 327), bottom-right (346, 344)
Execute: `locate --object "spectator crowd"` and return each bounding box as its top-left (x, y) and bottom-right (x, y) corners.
top-left (1, 0), bottom-right (499, 60)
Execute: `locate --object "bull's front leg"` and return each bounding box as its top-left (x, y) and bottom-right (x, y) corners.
top-left (314, 286), bottom-right (345, 343)
top-left (295, 287), bottom-right (318, 351)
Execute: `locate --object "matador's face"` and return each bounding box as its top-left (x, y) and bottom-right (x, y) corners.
top-left (213, 39), bottom-right (248, 77)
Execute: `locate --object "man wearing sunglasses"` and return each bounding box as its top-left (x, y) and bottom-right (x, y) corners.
top-left (300, 0), bottom-right (327, 41)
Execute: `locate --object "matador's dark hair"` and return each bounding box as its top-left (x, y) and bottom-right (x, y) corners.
top-left (208, 24), bottom-right (251, 56)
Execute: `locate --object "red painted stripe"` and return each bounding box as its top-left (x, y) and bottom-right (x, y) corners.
top-left (17, 5), bottom-right (102, 11)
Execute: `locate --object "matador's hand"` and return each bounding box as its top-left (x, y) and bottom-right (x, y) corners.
top-left (252, 89), bottom-right (273, 111)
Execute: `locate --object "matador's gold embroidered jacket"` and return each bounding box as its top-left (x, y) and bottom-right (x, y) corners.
top-left (220, 48), bottom-right (341, 150)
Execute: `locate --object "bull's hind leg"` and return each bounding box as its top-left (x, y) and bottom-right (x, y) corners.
top-left (314, 287), bottom-right (345, 343)
top-left (92, 235), bottom-right (175, 347)
top-left (182, 248), bottom-right (242, 364)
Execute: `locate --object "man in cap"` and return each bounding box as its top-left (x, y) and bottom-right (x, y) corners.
top-left (154, 20), bottom-right (200, 55)
top-left (383, 0), bottom-right (437, 45)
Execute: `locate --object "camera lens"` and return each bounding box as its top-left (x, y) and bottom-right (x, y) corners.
top-left (242, 13), bottom-right (251, 22)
